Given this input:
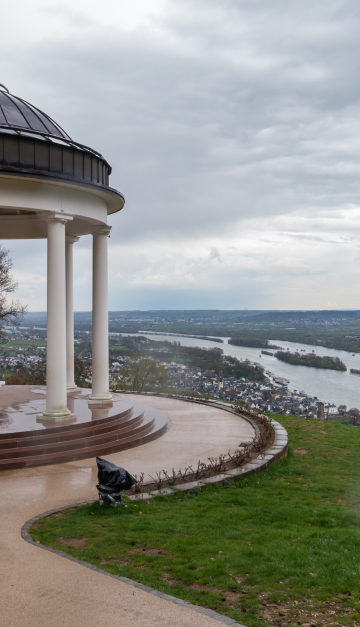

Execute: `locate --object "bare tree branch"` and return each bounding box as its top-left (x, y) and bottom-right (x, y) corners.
top-left (0, 245), bottom-right (27, 342)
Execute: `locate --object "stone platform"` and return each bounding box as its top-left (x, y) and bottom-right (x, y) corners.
top-left (1, 394), bottom-right (255, 627)
top-left (0, 386), bottom-right (168, 470)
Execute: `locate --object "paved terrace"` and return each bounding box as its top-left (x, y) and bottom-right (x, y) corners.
top-left (1, 394), bottom-right (254, 627)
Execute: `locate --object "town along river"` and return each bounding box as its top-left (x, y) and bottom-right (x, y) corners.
top-left (121, 332), bottom-right (360, 408)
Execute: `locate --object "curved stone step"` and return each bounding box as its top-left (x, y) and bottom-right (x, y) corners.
top-left (0, 395), bottom-right (136, 440)
top-left (0, 403), bottom-right (169, 470)
top-left (0, 415), bottom-right (153, 459)
top-left (0, 406), bottom-right (145, 450)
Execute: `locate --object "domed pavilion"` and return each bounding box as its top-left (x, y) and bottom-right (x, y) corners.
top-left (0, 83), bottom-right (124, 420)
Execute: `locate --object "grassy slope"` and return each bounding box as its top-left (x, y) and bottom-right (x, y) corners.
top-left (31, 416), bottom-right (360, 626)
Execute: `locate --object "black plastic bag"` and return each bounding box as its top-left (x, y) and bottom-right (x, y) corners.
top-left (96, 457), bottom-right (138, 491)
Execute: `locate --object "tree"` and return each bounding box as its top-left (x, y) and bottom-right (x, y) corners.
top-left (229, 337), bottom-right (270, 348)
top-left (74, 357), bottom-right (91, 388)
top-left (117, 356), bottom-right (170, 392)
top-left (6, 357), bottom-right (91, 388)
top-left (0, 245), bottom-right (27, 341)
top-left (6, 359), bottom-right (46, 385)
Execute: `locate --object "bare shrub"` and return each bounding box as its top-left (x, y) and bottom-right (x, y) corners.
top-left (131, 472), bottom-right (144, 493)
top-left (149, 471), bottom-right (164, 490)
top-left (124, 400), bottom-right (274, 494)
top-left (162, 468), bottom-right (183, 486)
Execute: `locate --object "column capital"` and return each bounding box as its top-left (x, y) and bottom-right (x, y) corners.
top-left (89, 225), bottom-right (112, 236)
top-left (66, 235), bottom-right (80, 244)
top-left (43, 211), bottom-right (74, 224)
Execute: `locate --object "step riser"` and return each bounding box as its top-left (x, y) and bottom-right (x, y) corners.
top-left (0, 420), bottom-right (169, 470)
top-left (0, 395), bottom-right (169, 471)
top-left (0, 405), bottom-right (135, 441)
top-left (0, 410), bottom-right (146, 450)
top-left (0, 418), bottom-right (156, 460)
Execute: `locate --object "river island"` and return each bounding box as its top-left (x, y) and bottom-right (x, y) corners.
top-left (275, 351), bottom-right (347, 371)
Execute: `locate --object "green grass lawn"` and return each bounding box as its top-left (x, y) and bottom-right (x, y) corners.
top-left (0, 368), bottom-right (9, 380)
top-left (2, 338), bottom-right (47, 356)
top-left (30, 416), bottom-right (360, 626)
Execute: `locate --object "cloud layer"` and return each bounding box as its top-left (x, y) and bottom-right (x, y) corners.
top-left (2, 0), bottom-right (360, 310)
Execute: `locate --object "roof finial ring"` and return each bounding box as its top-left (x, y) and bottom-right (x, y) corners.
top-left (0, 84), bottom-right (9, 93)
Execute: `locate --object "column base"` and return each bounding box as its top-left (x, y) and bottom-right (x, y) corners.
top-left (36, 408), bottom-right (76, 422)
top-left (88, 392), bottom-right (113, 406)
top-left (67, 383), bottom-right (82, 394)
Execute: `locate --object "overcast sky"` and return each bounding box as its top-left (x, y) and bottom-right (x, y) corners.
top-left (2, 0), bottom-right (360, 311)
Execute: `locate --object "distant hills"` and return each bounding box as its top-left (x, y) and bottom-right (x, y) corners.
top-left (242, 310), bottom-right (360, 323)
top-left (19, 309), bottom-right (360, 326)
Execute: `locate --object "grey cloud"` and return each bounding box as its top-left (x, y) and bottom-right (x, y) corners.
top-left (2, 0), bottom-right (360, 308)
top-left (284, 232), bottom-right (354, 244)
top-left (39, 4), bottom-right (96, 28)
top-left (209, 248), bottom-right (222, 263)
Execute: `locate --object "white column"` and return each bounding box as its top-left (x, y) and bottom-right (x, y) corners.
top-left (66, 235), bottom-right (80, 393)
top-left (88, 225), bottom-right (112, 405)
top-left (39, 213), bottom-right (74, 420)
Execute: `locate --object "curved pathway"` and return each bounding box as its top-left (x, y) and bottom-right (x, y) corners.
top-left (1, 395), bottom-right (254, 627)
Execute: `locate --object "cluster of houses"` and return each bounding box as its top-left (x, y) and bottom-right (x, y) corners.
top-left (0, 352), bottom-right (43, 376)
top-left (109, 313), bottom-right (220, 326)
top-left (102, 355), bottom-right (354, 421)
top-left (161, 361), bottom-right (336, 419)
top-left (0, 329), bottom-right (45, 377)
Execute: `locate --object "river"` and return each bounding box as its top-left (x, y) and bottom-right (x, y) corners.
top-left (13, 325), bottom-right (360, 407)
top-left (119, 332), bottom-right (360, 408)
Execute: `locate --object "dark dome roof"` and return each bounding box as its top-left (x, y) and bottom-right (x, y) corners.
top-left (0, 83), bottom-right (99, 157)
top-left (0, 83), bottom-right (128, 209)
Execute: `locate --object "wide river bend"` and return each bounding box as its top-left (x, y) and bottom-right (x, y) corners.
top-left (119, 332), bottom-right (360, 408)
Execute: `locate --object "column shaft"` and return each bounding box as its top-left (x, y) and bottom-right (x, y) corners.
top-left (89, 226), bottom-right (112, 404)
top-left (66, 236), bottom-right (80, 392)
top-left (44, 217), bottom-right (71, 418)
